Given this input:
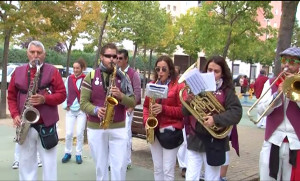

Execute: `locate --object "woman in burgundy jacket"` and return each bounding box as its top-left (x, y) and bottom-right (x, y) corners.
top-left (143, 55), bottom-right (184, 181)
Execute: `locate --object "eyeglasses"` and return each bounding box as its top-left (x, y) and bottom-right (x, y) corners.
top-left (280, 57), bottom-right (300, 65)
top-left (155, 66), bottom-right (168, 73)
top-left (103, 54), bottom-right (117, 59)
top-left (117, 57), bottom-right (124, 60)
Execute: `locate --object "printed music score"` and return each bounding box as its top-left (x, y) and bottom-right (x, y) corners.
top-left (183, 68), bottom-right (216, 95)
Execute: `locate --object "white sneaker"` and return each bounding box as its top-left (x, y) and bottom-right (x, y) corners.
top-left (12, 161), bottom-right (19, 169)
top-left (38, 161), bottom-right (42, 167)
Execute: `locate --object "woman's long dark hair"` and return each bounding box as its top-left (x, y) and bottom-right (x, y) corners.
top-left (153, 55), bottom-right (177, 82)
top-left (203, 55), bottom-right (234, 90)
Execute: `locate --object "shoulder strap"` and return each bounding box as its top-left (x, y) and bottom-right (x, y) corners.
top-left (90, 70), bottom-right (95, 80)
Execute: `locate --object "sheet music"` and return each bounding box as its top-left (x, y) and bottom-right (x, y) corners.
top-left (145, 83), bottom-right (168, 99)
top-left (183, 68), bottom-right (216, 95)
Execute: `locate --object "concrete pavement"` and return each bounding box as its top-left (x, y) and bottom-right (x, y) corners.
top-left (0, 95), bottom-right (264, 181)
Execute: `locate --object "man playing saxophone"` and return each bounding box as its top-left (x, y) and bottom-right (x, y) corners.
top-left (257, 47), bottom-right (300, 180)
top-left (80, 43), bottom-right (135, 181)
top-left (7, 40), bottom-right (66, 181)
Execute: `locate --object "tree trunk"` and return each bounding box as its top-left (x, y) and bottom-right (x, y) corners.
top-left (148, 49), bottom-right (153, 82)
top-left (132, 43), bottom-right (138, 69)
top-left (142, 47), bottom-right (147, 98)
top-left (223, 29), bottom-right (232, 58)
top-left (0, 28), bottom-right (12, 118)
top-left (274, 1), bottom-right (299, 76)
top-left (66, 43), bottom-right (72, 77)
top-left (93, 13), bottom-right (109, 69)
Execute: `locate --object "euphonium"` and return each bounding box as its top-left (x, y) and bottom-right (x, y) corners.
top-left (15, 60), bottom-right (41, 144)
top-left (178, 63), bottom-right (232, 139)
top-left (146, 97), bottom-right (158, 144)
top-left (100, 62), bottom-right (119, 129)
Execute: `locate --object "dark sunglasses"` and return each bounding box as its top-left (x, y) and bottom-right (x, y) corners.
top-left (155, 66), bottom-right (168, 72)
top-left (280, 57), bottom-right (300, 65)
top-left (103, 54), bottom-right (117, 59)
top-left (117, 57), bottom-right (124, 60)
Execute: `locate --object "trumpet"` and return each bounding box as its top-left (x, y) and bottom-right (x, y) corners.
top-left (247, 68), bottom-right (300, 124)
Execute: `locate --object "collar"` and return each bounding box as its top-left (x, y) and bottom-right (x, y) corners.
top-left (119, 65), bottom-right (130, 73)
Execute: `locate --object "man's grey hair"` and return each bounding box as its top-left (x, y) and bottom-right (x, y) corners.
top-left (28, 40), bottom-right (45, 53)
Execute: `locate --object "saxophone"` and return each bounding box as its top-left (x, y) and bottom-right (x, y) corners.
top-left (15, 60), bottom-right (41, 144)
top-left (100, 62), bottom-right (119, 129)
top-left (145, 97), bottom-right (158, 144)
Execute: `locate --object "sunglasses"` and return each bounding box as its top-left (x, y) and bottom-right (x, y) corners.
top-left (117, 57), bottom-right (124, 60)
top-left (280, 57), bottom-right (300, 65)
top-left (103, 54), bottom-right (117, 59)
top-left (155, 66), bottom-right (168, 73)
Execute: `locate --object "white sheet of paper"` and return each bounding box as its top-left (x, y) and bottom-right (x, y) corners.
top-left (145, 83), bottom-right (168, 99)
top-left (183, 68), bottom-right (216, 95)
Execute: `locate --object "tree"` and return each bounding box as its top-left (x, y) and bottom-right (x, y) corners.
top-left (274, 1), bottom-right (299, 76)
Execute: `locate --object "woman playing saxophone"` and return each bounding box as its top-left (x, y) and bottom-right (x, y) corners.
top-left (143, 55), bottom-right (185, 181)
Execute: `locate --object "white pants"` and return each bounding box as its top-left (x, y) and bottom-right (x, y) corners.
top-left (150, 136), bottom-right (180, 181)
top-left (15, 143), bottom-right (41, 163)
top-left (185, 149), bottom-right (221, 181)
top-left (65, 110), bottom-right (87, 155)
top-left (19, 127), bottom-right (57, 181)
top-left (87, 127), bottom-right (128, 181)
top-left (177, 127), bottom-right (187, 169)
top-left (259, 141), bottom-right (292, 181)
top-left (126, 111), bottom-right (134, 165)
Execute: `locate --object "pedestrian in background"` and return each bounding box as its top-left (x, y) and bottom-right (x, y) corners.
top-left (253, 69), bottom-right (268, 129)
top-left (117, 49), bottom-right (141, 169)
top-left (61, 58), bottom-right (87, 164)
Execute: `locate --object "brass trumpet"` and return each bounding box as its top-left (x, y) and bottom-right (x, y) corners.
top-left (247, 68), bottom-right (300, 124)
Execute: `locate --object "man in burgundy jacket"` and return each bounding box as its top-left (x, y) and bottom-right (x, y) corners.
top-left (253, 69), bottom-right (268, 128)
top-left (7, 40), bottom-right (66, 181)
top-left (257, 47), bottom-right (300, 180)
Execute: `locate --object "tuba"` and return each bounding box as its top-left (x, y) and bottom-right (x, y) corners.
top-left (247, 68), bottom-right (300, 124)
top-left (178, 63), bottom-right (232, 139)
top-left (100, 62), bottom-right (119, 129)
top-left (15, 60), bottom-right (41, 144)
top-left (145, 97), bottom-right (158, 144)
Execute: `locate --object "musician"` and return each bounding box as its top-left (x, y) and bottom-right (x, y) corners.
top-left (116, 49), bottom-right (141, 169)
top-left (257, 47), bottom-right (300, 180)
top-left (7, 40), bottom-right (66, 180)
top-left (80, 43), bottom-right (135, 181)
top-left (143, 55), bottom-right (185, 181)
top-left (61, 58), bottom-right (87, 164)
top-left (183, 55), bottom-right (242, 181)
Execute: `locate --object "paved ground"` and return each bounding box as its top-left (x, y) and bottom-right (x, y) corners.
top-left (0, 94), bottom-right (264, 181)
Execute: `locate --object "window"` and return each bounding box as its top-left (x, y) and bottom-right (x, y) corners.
top-left (173, 6), bottom-right (176, 12)
top-left (167, 5), bottom-right (170, 10)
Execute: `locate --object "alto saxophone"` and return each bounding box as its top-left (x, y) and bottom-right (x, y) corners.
top-left (100, 62), bottom-right (119, 129)
top-left (145, 97), bottom-right (158, 144)
top-left (15, 60), bottom-right (41, 144)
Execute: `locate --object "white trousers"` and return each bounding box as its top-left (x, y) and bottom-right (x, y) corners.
top-left (65, 110), bottom-right (87, 155)
top-left (259, 141), bottom-right (292, 181)
top-left (150, 136), bottom-right (180, 181)
top-left (15, 143), bottom-right (41, 163)
top-left (126, 111), bottom-right (134, 165)
top-left (185, 149), bottom-right (220, 181)
top-left (177, 127), bottom-right (187, 169)
top-left (19, 127), bottom-right (57, 181)
top-left (87, 127), bottom-right (128, 181)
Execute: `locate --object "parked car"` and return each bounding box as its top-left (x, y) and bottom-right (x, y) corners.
top-left (0, 64), bottom-right (20, 88)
